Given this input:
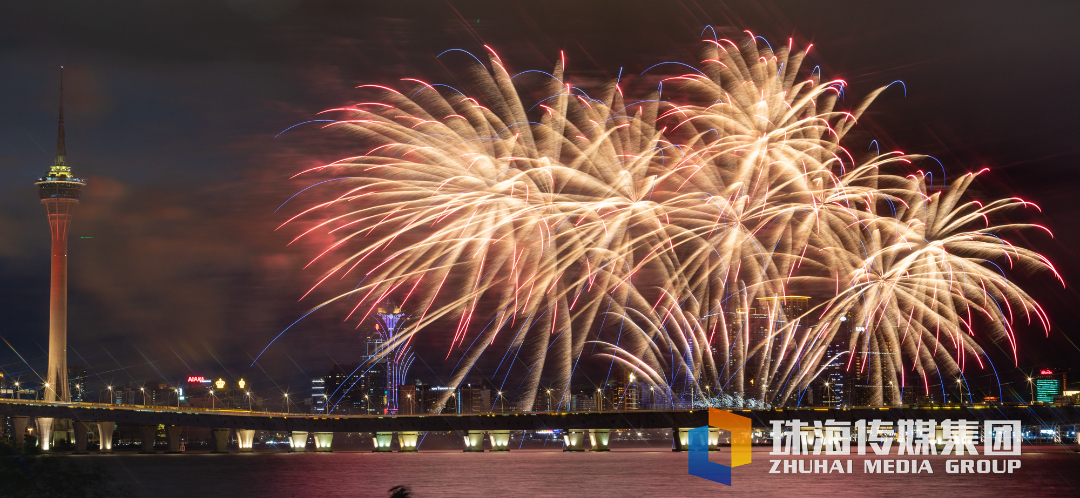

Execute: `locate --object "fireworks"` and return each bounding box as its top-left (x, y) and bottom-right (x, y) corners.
top-left (271, 35), bottom-right (1058, 409)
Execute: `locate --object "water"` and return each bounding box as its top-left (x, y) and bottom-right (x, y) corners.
top-left (81, 446), bottom-right (1080, 497)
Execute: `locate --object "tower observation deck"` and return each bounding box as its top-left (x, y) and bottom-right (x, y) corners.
top-left (34, 68), bottom-right (83, 405)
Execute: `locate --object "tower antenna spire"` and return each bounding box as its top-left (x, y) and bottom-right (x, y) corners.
top-left (55, 66), bottom-right (65, 166)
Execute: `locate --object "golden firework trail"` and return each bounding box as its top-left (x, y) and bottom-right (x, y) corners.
top-left (267, 35), bottom-right (1059, 409)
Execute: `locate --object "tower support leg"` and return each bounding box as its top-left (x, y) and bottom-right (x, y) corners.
top-left (672, 428), bottom-right (689, 452)
top-left (36, 418), bottom-right (54, 452)
top-left (289, 431), bottom-right (308, 452)
top-left (72, 421), bottom-right (90, 454)
top-left (211, 428), bottom-right (230, 453)
top-left (489, 430), bottom-right (511, 452)
top-left (463, 430), bottom-right (484, 452)
top-left (139, 424), bottom-right (157, 454)
top-left (165, 426), bottom-right (184, 453)
top-left (13, 417), bottom-right (27, 452)
top-left (236, 429), bottom-right (255, 452)
top-left (589, 429), bottom-right (610, 452)
top-left (97, 422), bottom-right (115, 453)
top-left (562, 429), bottom-right (585, 452)
top-left (314, 432), bottom-right (334, 452)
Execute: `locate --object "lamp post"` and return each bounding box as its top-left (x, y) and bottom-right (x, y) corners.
top-left (106, 385), bottom-right (113, 404)
top-left (173, 387), bottom-right (180, 408)
top-left (407, 394), bottom-right (413, 415)
top-left (43, 382), bottom-right (50, 401)
top-left (209, 389), bottom-right (216, 410)
top-left (246, 391), bottom-right (253, 411)
top-left (546, 389), bottom-right (553, 413)
top-left (12, 381), bottom-right (18, 401)
top-left (139, 387), bottom-right (146, 406)
top-left (284, 393), bottom-right (290, 414)
top-left (956, 379), bottom-right (964, 405)
top-left (597, 388), bottom-right (603, 413)
top-left (824, 382), bottom-right (831, 408)
top-left (496, 391), bottom-right (503, 413)
top-left (1027, 377), bottom-right (1034, 404)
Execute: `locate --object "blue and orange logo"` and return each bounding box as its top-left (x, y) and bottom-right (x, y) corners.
top-left (688, 408), bottom-right (752, 486)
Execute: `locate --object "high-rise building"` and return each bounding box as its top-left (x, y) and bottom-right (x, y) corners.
top-left (371, 301), bottom-right (414, 414)
top-left (1035, 369), bottom-right (1063, 403)
top-left (817, 313), bottom-right (852, 407)
top-left (36, 68), bottom-right (84, 404)
top-left (457, 382), bottom-right (491, 414)
top-left (67, 365), bottom-right (87, 402)
top-left (311, 377), bottom-right (325, 413)
top-left (322, 363), bottom-right (386, 415)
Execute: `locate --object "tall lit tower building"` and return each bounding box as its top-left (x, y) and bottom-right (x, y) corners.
top-left (35, 68), bottom-right (84, 404)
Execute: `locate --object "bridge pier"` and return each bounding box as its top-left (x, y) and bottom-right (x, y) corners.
top-left (289, 431), bottom-right (308, 452)
top-left (139, 424), bottom-right (158, 454)
top-left (372, 431), bottom-right (393, 452)
top-left (314, 432), bottom-right (334, 452)
top-left (709, 427), bottom-right (720, 451)
top-left (165, 426), bottom-right (184, 453)
top-left (396, 431), bottom-right (419, 452)
top-left (489, 430), bottom-right (511, 452)
top-left (13, 416), bottom-right (27, 452)
top-left (72, 421), bottom-right (90, 454)
top-left (211, 428), bottom-right (230, 453)
top-left (237, 429), bottom-right (255, 452)
top-left (672, 428), bottom-right (689, 452)
top-left (36, 417), bottom-right (54, 451)
top-left (97, 422), bottom-right (114, 453)
top-left (562, 429), bottom-right (585, 452)
top-left (589, 429), bottom-right (610, 452)
top-left (463, 430), bottom-right (484, 452)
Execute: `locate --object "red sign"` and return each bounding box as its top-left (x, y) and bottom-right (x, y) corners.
top-left (1040, 369), bottom-right (1053, 376)
top-left (187, 376), bottom-right (206, 383)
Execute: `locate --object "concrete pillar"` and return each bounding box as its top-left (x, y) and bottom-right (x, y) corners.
top-left (289, 431), bottom-right (308, 452)
top-left (489, 430), bottom-right (511, 452)
top-left (589, 429), bottom-right (610, 452)
top-left (13, 417), bottom-right (27, 452)
top-left (708, 427), bottom-right (720, 451)
top-left (396, 431), bottom-right (419, 452)
top-left (165, 426), bottom-right (184, 453)
top-left (672, 428), bottom-right (689, 452)
top-left (211, 428), bottom-right (230, 453)
top-left (97, 422), bottom-right (115, 453)
top-left (72, 421), bottom-right (90, 454)
top-left (463, 430), bottom-right (484, 452)
top-left (139, 424), bottom-right (158, 454)
top-left (36, 418), bottom-right (54, 451)
top-left (236, 429), bottom-right (255, 452)
top-left (562, 429), bottom-right (585, 452)
top-left (372, 432), bottom-right (393, 452)
top-left (314, 432), bottom-right (334, 452)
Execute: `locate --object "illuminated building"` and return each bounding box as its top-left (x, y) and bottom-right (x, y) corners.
top-left (322, 363), bottom-right (385, 415)
top-left (817, 313), bottom-right (851, 406)
top-left (67, 365), bottom-right (87, 402)
top-left (1035, 369), bottom-right (1063, 403)
top-left (36, 68), bottom-right (84, 405)
top-left (370, 301), bottom-right (414, 414)
top-left (311, 376), bottom-right (325, 413)
top-left (457, 381), bottom-right (491, 414)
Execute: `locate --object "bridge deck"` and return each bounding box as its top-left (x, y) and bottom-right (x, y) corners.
top-left (0, 400), bottom-right (1076, 432)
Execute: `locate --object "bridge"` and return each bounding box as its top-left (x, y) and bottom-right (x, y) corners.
top-left (2, 399), bottom-right (1077, 454)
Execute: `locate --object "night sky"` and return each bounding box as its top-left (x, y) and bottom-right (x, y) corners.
top-left (1, 0), bottom-right (1078, 401)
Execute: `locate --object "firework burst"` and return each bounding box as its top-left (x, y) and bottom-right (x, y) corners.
top-left (269, 35), bottom-right (1058, 409)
